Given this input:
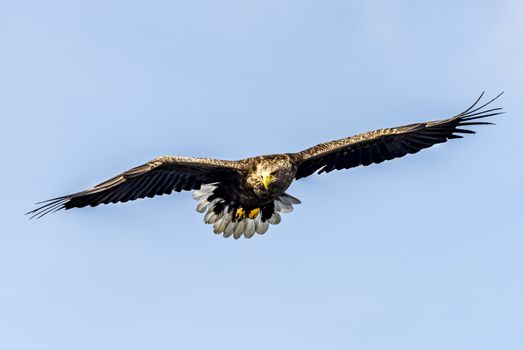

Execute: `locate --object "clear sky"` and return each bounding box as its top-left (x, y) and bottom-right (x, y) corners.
top-left (1, 1), bottom-right (523, 349)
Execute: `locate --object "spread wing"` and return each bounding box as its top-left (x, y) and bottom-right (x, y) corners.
top-left (293, 92), bottom-right (504, 179)
top-left (27, 156), bottom-right (244, 218)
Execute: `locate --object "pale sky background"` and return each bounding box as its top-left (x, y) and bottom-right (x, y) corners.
top-left (1, 1), bottom-right (523, 349)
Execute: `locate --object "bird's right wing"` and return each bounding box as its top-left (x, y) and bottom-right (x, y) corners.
top-left (27, 156), bottom-right (244, 218)
top-left (293, 92), bottom-right (503, 179)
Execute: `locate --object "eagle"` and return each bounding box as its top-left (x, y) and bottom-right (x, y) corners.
top-left (28, 92), bottom-right (503, 239)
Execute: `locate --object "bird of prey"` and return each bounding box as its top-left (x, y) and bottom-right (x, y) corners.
top-left (28, 92), bottom-right (503, 239)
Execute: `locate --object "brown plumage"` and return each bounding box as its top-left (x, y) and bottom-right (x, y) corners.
top-left (28, 92), bottom-right (503, 238)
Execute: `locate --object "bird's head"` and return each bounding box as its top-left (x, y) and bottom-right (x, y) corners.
top-left (261, 170), bottom-right (278, 191)
top-left (247, 156), bottom-right (295, 196)
top-left (248, 163), bottom-right (281, 194)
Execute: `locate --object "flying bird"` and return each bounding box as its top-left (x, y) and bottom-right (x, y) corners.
top-left (28, 92), bottom-right (503, 239)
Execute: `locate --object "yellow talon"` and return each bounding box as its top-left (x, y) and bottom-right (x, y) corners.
top-left (235, 207), bottom-right (246, 219)
top-left (248, 208), bottom-right (260, 219)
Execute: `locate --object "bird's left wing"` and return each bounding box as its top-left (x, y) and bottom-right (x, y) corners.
top-left (293, 92), bottom-right (503, 179)
top-left (27, 156), bottom-right (244, 218)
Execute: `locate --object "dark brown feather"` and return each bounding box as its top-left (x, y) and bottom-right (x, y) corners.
top-left (293, 92), bottom-right (503, 179)
top-left (27, 156), bottom-right (244, 219)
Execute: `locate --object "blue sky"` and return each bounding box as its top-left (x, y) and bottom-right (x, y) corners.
top-left (1, 1), bottom-right (523, 349)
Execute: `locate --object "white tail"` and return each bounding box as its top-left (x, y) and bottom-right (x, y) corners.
top-left (192, 184), bottom-right (301, 239)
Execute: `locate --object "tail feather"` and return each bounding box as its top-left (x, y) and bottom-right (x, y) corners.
top-left (193, 184), bottom-right (299, 239)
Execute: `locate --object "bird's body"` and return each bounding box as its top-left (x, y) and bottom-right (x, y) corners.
top-left (28, 93), bottom-right (504, 239)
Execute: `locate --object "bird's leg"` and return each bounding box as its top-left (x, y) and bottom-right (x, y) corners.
top-left (248, 208), bottom-right (260, 219)
top-left (235, 207), bottom-right (246, 219)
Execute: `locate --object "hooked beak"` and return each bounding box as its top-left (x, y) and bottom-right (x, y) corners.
top-left (263, 174), bottom-right (276, 190)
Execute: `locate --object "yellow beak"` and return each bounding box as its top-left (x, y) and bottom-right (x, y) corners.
top-left (263, 174), bottom-right (276, 190)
